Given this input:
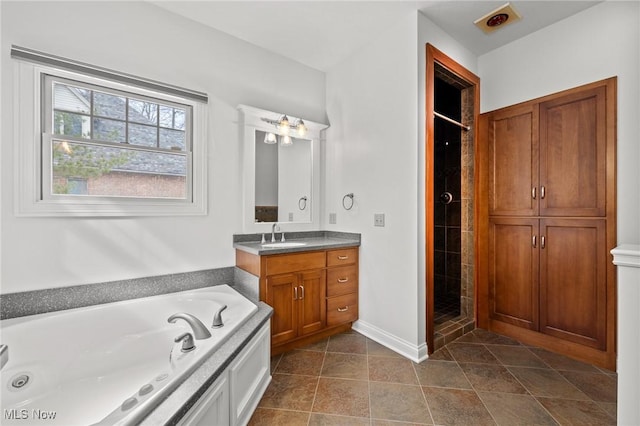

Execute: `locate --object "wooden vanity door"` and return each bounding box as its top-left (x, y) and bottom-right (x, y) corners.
top-left (298, 270), bottom-right (326, 337)
top-left (265, 273), bottom-right (298, 346)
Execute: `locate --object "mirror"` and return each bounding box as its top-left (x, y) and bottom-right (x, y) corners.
top-left (254, 130), bottom-right (312, 223)
top-left (238, 105), bottom-right (327, 233)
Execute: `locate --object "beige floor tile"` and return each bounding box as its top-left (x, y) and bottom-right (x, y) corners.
top-left (368, 356), bottom-right (419, 385)
top-left (367, 339), bottom-right (403, 357)
top-left (312, 377), bottom-right (370, 418)
top-left (528, 347), bottom-right (600, 372)
top-left (308, 413), bottom-right (370, 425)
top-left (455, 329), bottom-right (520, 345)
top-left (422, 386), bottom-right (495, 426)
top-left (413, 360), bottom-right (472, 389)
top-left (369, 382), bottom-right (432, 424)
top-left (508, 367), bottom-right (590, 400)
top-left (321, 352), bottom-right (368, 380)
top-left (327, 333), bottom-right (367, 354)
top-left (275, 349), bottom-right (325, 376)
top-left (485, 344), bottom-right (548, 368)
top-left (258, 373), bottom-right (319, 411)
top-left (559, 370), bottom-right (617, 402)
top-left (301, 337), bottom-right (329, 352)
top-left (248, 408), bottom-right (310, 425)
top-left (537, 397), bottom-right (616, 425)
top-left (478, 391), bottom-right (558, 425)
top-left (427, 347), bottom-right (455, 361)
top-left (447, 342), bottom-right (500, 364)
top-left (460, 363), bottom-right (528, 394)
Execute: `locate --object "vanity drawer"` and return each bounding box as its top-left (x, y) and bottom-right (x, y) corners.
top-left (327, 293), bottom-right (358, 326)
top-left (326, 266), bottom-right (358, 297)
top-left (265, 252), bottom-right (326, 276)
top-left (326, 248), bottom-right (358, 267)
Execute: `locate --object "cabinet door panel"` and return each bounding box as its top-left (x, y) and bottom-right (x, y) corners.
top-left (265, 273), bottom-right (297, 345)
top-left (539, 219), bottom-right (607, 349)
top-left (539, 87), bottom-right (606, 216)
top-left (298, 270), bottom-right (326, 336)
top-left (489, 218), bottom-right (539, 330)
top-left (487, 105), bottom-right (539, 216)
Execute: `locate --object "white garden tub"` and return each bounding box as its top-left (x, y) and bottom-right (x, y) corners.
top-left (0, 285), bottom-right (258, 425)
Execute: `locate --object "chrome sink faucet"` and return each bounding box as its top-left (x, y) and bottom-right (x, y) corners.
top-left (167, 313), bottom-right (212, 340)
top-left (271, 223), bottom-right (280, 242)
top-left (212, 305), bottom-right (228, 328)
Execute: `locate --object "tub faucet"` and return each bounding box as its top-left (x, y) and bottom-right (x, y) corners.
top-left (212, 305), bottom-right (228, 328)
top-left (167, 313), bottom-right (212, 340)
top-left (271, 223), bottom-right (280, 242)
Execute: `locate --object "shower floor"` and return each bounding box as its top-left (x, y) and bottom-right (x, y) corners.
top-left (434, 293), bottom-right (461, 325)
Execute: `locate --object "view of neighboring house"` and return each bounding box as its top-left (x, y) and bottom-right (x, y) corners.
top-left (52, 82), bottom-right (188, 199)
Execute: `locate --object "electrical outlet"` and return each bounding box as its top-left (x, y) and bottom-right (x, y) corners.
top-left (329, 213), bottom-right (337, 224)
top-left (374, 213), bottom-right (385, 227)
top-left (288, 212), bottom-right (294, 221)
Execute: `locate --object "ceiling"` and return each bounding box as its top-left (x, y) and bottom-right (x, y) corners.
top-left (152, 1), bottom-right (602, 72)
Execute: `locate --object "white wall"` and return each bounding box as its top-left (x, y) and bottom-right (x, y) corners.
top-left (479, 1), bottom-right (640, 245)
top-left (0, 1), bottom-right (325, 293)
top-left (324, 11), bottom-right (477, 357)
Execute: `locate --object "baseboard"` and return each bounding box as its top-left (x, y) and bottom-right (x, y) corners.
top-left (352, 320), bottom-right (428, 363)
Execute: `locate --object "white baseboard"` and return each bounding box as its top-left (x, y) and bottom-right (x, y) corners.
top-left (352, 320), bottom-right (428, 363)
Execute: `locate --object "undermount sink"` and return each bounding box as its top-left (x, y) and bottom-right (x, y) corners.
top-left (261, 242), bottom-right (307, 248)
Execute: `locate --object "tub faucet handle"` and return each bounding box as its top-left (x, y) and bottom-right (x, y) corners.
top-left (174, 332), bottom-right (195, 352)
top-left (212, 305), bottom-right (228, 328)
top-left (168, 312), bottom-right (212, 340)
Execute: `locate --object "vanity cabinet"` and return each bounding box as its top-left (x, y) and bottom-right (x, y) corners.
top-left (236, 246), bottom-right (359, 353)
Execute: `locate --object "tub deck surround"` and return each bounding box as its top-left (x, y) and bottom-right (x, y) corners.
top-left (0, 267), bottom-right (235, 320)
top-left (233, 230), bottom-right (361, 256)
top-left (0, 284), bottom-right (273, 426)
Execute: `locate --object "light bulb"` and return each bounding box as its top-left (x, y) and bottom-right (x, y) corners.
top-left (281, 134), bottom-right (292, 146)
top-left (264, 132), bottom-right (277, 144)
top-left (296, 119), bottom-right (307, 137)
top-left (278, 115), bottom-right (290, 135)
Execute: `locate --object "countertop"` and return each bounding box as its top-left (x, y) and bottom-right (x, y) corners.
top-left (234, 236), bottom-right (360, 255)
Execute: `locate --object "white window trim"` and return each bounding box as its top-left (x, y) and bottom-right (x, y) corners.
top-left (14, 61), bottom-right (208, 217)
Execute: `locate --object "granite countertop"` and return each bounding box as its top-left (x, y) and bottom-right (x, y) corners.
top-left (233, 231), bottom-right (360, 256)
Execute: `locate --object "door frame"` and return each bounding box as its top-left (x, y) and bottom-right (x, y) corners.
top-left (425, 44), bottom-right (480, 353)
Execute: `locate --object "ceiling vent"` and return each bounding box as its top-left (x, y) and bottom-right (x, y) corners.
top-left (474, 3), bottom-right (522, 34)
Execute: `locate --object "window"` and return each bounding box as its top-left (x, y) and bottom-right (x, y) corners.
top-left (44, 75), bottom-right (191, 200)
top-left (13, 53), bottom-right (207, 216)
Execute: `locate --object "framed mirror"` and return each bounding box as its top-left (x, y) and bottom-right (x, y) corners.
top-left (238, 105), bottom-right (328, 233)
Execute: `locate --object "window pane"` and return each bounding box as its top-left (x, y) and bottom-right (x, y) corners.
top-left (93, 118), bottom-right (125, 143)
top-left (128, 123), bottom-right (158, 148)
top-left (129, 99), bottom-right (158, 125)
top-left (53, 82), bottom-right (90, 114)
top-left (54, 111), bottom-right (91, 138)
top-left (159, 128), bottom-right (186, 151)
top-left (93, 92), bottom-right (126, 120)
top-left (159, 106), bottom-right (186, 130)
top-left (52, 140), bottom-right (187, 198)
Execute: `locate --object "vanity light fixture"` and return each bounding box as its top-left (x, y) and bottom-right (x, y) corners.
top-left (261, 114), bottom-right (309, 139)
top-left (280, 134), bottom-right (293, 146)
top-left (264, 132), bottom-right (277, 144)
top-left (277, 115), bottom-right (290, 134)
top-left (295, 119), bottom-right (307, 137)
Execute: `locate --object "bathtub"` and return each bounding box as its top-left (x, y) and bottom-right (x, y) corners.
top-left (0, 285), bottom-right (258, 426)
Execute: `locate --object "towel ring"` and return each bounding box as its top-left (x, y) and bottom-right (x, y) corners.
top-left (298, 196), bottom-right (308, 210)
top-left (342, 193), bottom-right (354, 210)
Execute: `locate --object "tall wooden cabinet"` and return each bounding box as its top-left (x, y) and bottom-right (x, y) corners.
top-left (480, 78), bottom-right (616, 369)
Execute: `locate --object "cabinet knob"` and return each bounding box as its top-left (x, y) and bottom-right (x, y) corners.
top-left (541, 186), bottom-right (546, 199)
top-left (299, 285), bottom-right (305, 299)
top-left (294, 286), bottom-right (298, 300)
top-left (337, 255), bottom-right (349, 260)
top-left (532, 235), bottom-right (537, 248)
top-left (541, 236), bottom-right (546, 249)
top-left (532, 187), bottom-right (537, 200)
top-left (337, 278), bottom-right (349, 283)
top-left (337, 306), bottom-right (349, 312)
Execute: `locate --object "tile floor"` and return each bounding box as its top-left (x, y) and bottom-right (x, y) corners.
top-left (248, 328), bottom-right (617, 425)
